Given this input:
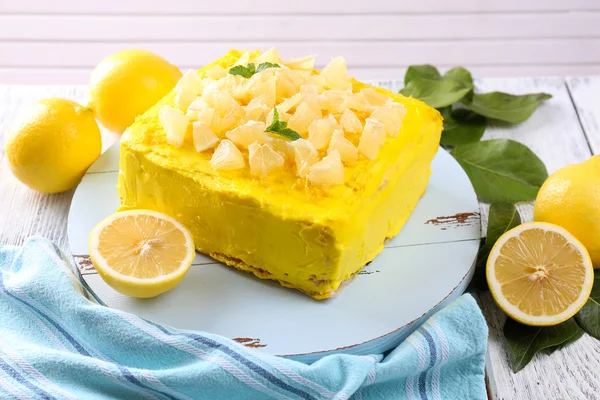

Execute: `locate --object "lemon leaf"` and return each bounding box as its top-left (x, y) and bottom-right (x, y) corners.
top-left (404, 65), bottom-right (441, 85)
top-left (451, 139), bottom-right (548, 202)
top-left (504, 317), bottom-right (581, 373)
top-left (486, 203), bottom-right (522, 246)
top-left (542, 326), bottom-right (584, 355)
top-left (400, 79), bottom-right (473, 109)
top-left (470, 203), bottom-right (521, 291)
top-left (462, 92), bottom-right (552, 124)
top-left (439, 107), bottom-right (486, 146)
top-left (265, 106), bottom-right (300, 141)
top-left (401, 65), bottom-right (474, 108)
top-left (575, 274), bottom-right (600, 339)
top-left (443, 67), bottom-right (473, 88)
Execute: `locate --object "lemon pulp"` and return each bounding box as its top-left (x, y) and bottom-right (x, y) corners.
top-left (487, 222), bottom-right (594, 326)
top-left (89, 210), bottom-right (195, 298)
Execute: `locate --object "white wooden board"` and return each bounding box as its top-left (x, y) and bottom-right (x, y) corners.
top-left (3, 77), bottom-right (600, 397)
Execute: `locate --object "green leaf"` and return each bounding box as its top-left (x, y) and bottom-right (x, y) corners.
top-left (542, 326), bottom-right (585, 355)
top-left (486, 202), bottom-right (522, 245)
top-left (265, 106), bottom-right (301, 141)
top-left (275, 128), bottom-right (302, 141)
top-left (404, 65), bottom-right (441, 85)
top-left (439, 107), bottom-right (486, 146)
top-left (443, 67), bottom-right (473, 87)
top-left (504, 317), bottom-right (581, 372)
top-left (470, 203), bottom-right (521, 291)
top-left (400, 79), bottom-right (473, 109)
top-left (463, 92), bottom-right (552, 124)
top-left (575, 274), bottom-right (600, 339)
top-left (229, 63), bottom-right (256, 78)
top-left (229, 62), bottom-right (280, 79)
top-left (256, 62), bottom-right (280, 73)
top-left (451, 139), bottom-right (548, 202)
top-left (469, 238), bottom-right (489, 291)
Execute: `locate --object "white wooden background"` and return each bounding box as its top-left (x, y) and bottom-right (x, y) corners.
top-left (2, 76), bottom-right (600, 400)
top-left (1, 0), bottom-right (600, 83)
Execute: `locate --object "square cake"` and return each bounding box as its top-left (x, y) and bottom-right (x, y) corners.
top-left (118, 49), bottom-right (442, 299)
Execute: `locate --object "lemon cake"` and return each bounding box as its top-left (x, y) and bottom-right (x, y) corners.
top-left (118, 49), bottom-right (442, 299)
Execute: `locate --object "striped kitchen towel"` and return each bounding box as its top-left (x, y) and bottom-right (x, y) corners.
top-left (0, 237), bottom-right (488, 400)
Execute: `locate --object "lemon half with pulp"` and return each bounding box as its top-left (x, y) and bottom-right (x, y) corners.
top-left (89, 210), bottom-right (195, 298)
top-left (487, 222), bottom-right (594, 326)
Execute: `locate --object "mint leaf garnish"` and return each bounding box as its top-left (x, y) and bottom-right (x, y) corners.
top-left (229, 62), bottom-right (280, 79)
top-left (257, 62), bottom-right (280, 73)
top-left (265, 107), bottom-right (301, 141)
top-left (229, 63), bottom-right (256, 78)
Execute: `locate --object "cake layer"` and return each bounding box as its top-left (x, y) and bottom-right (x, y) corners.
top-left (118, 49), bottom-right (442, 299)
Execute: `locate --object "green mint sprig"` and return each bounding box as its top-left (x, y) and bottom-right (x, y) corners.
top-left (229, 62), bottom-right (280, 79)
top-left (265, 107), bottom-right (301, 141)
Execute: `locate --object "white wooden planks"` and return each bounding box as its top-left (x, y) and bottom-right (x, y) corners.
top-left (567, 76), bottom-right (600, 154)
top-left (1, 1), bottom-right (600, 83)
top-left (2, 13), bottom-right (600, 41)
top-left (4, 40), bottom-right (600, 69)
top-left (2, 77), bottom-right (600, 398)
top-left (473, 78), bottom-right (600, 400)
top-left (5, 65), bottom-right (600, 85)
top-left (1, 0), bottom-right (598, 14)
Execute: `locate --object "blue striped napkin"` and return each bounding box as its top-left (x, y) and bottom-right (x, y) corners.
top-left (0, 237), bottom-right (488, 400)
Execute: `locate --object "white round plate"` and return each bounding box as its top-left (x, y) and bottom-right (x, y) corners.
top-left (68, 144), bottom-right (481, 363)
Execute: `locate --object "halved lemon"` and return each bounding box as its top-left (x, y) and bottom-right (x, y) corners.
top-left (487, 222), bottom-right (594, 326)
top-left (88, 210), bottom-right (195, 298)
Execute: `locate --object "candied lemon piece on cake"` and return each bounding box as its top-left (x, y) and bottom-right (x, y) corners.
top-left (321, 57), bottom-right (352, 90)
top-left (308, 150), bottom-right (344, 186)
top-left (328, 129), bottom-right (358, 165)
top-left (176, 69), bottom-right (204, 95)
top-left (192, 123), bottom-right (219, 152)
top-left (226, 120), bottom-right (267, 148)
top-left (339, 109), bottom-right (363, 134)
top-left (210, 139), bottom-right (245, 170)
top-left (292, 138), bottom-right (319, 178)
top-left (320, 89), bottom-right (352, 114)
top-left (159, 106), bottom-right (189, 147)
top-left (285, 55), bottom-right (316, 71)
top-left (358, 118), bottom-right (386, 159)
top-left (370, 102), bottom-right (406, 138)
top-left (288, 102), bottom-right (322, 137)
top-left (308, 114), bottom-right (340, 150)
top-left (249, 142), bottom-right (285, 177)
top-left (174, 90), bottom-right (196, 112)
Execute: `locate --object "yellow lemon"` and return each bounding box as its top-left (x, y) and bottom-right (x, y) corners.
top-left (534, 156), bottom-right (600, 267)
top-left (89, 49), bottom-right (182, 133)
top-left (88, 210), bottom-right (195, 298)
top-left (487, 222), bottom-right (593, 326)
top-left (5, 98), bottom-right (101, 194)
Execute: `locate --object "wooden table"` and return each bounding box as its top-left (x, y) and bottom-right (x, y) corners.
top-left (1, 78), bottom-right (600, 400)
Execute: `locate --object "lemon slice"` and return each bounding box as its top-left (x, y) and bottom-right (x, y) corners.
top-left (487, 222), bottom-right (594, 326)
top-left (88, 210), bottom-right (195, 298)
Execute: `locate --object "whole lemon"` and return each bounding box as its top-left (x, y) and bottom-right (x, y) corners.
top-left (534, 156), bottom-right (600, 267)
top-left (5, 98), bottom-right (102, 194)
top-left (88, 49), bottom-right (181, 133)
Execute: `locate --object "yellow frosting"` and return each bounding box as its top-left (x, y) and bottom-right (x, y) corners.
top-left (118, 49), bottom-right (442, 299)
